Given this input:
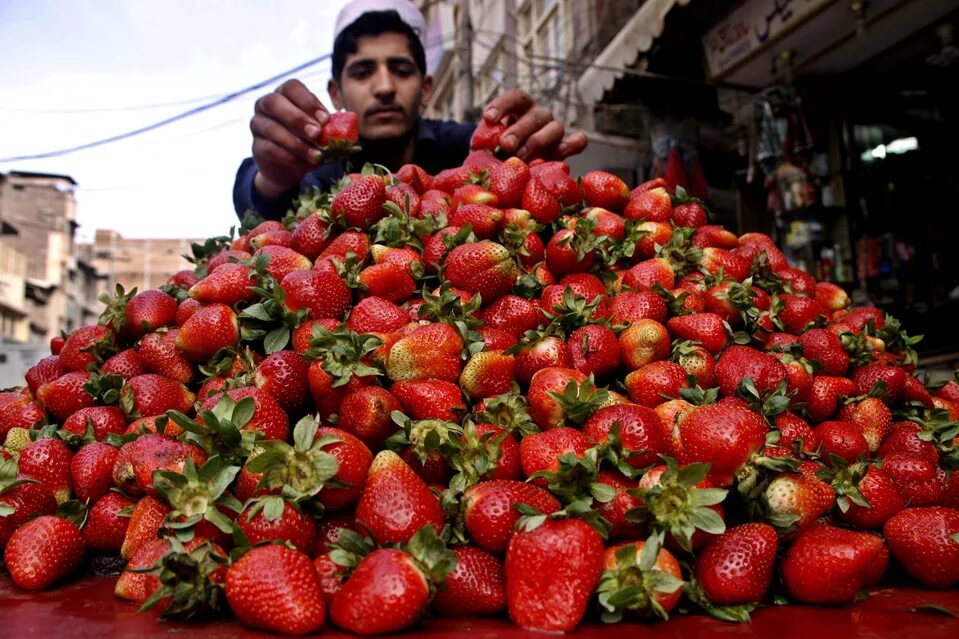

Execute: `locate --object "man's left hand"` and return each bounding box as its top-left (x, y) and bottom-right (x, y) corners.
top-left (482, 89), bottom-right (588, 161)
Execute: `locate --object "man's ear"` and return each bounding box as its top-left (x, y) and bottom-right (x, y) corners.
top-left (328, 79), bottom-right (344, 110)
top-left (419, 74), bottom-right (434, 113)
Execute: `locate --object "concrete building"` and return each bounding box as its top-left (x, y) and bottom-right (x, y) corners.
top-left (416, 0), bottom-right (649, 183)
top-left (0, 171), bottom-right (105, 344)
top-left (0, 240), bottom-right (30, 344)
top-left (81, 229), bottom-right (202, 294)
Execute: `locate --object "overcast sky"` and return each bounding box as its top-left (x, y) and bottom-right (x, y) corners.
top-left (0, 0), bottom-right (351, 242)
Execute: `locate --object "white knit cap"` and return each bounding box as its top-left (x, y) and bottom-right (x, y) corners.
top-left (333, 0), bottom-right (427, 45)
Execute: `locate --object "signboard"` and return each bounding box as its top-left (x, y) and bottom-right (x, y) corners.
top-left (702, 0), bottom-right (833, 81)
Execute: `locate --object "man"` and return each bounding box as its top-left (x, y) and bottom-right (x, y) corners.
top-left (233, 0), bottom-right (587, 220)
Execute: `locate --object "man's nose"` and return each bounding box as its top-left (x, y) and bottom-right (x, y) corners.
top-left (371, 64), bottom-right (396, 99)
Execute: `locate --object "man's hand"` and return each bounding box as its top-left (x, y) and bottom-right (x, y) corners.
top-left (482, 89), bottom-right (588, 162)
top-left (250, 79), bottom-right (330, 198)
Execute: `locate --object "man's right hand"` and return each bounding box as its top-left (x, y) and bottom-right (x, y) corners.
top-left (250, 79), bottom-right (330, 198)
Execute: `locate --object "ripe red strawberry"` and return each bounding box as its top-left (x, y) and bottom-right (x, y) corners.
top-left (672, 200), bottom-right (708, 227)
top-left (332, 173), bottom-right (387, 229)
top-left (226, 544), bottom-right (326, 635)
top-left (0, 477), bottom-right (57, 550)
top-left (624, 186), bottom-right (671, 222)
top-left (358, 262), bottom-right (416, 303)
top-left (583, 403), bottom-right (667, 469)
top-left (478, 294), bottom-right (540, 338)
top-left (355, 450), bottom-right (444, 545)
top-left (488, 156), bottom-right (530, 208)
top-left (672, 341), bottom-right (716, 389)
top-left (837, 466), bottom-right (905, 530)
top-left (460, 350), bottom-right (516, 400)
top-left (36, 370), bottom-right (95, 421)
top-left (667, 313), bottom-right (728, 354)
top-left (120, 495), bottom-right (172, 560)
top-left (526, 367), bottom-right (591, 430)
top-left (470, 119), bottom-right (506, 151)
top-left (432, 545), bottom-right (506, 616)
top-left (386, 181), bottom-right (422, 217)
top-left (777, 294), bottom-right (822, 334)
top-left (0, 392), bottom-right (45, 437)
top-left (781, 524), bottom-right (888, 604)
top-left (124, 289), bottom-right (178, 338)
top-left (346, 296), bottom-right (409, 334)
top-left (513, 335), bottom-right (572, 385)
top-left (815, 281), bottom-right (850, 312)
top-left (18, 437), bottom-right (73, 503)
top-left (254, 350), bottom-right (309, 413)
top-left (112, 434), bottom-right (208, 497)
top-left (318, 230), bottom-right (370, 263)
top-left (70, 442), bottom-right (119, 503)
top-left (4, 515), bottom-right (85, 590)
top-left (83, 491), bottom-right (135, 552)
top-left (320, 110), bottom-right (359, 146)
top-left (623, 258), bottom-right (675, 291)
top-left (582, 170), bottom-right (629, 212)
top-left (776, 267), bottom-right (816, 296)
top-left (188, 262), bottom-right (256, 305)
top-left (290, 212), bottom-right (332, 260)
top-left (715, 345), bottom-right (788, 397)
top-left (519, 426), bottom-right (592, 483)
top-left (24, 355), bottom-right (65, 396)
top-left (798, 328), bottom-right (849, 376)
top-left (62, 406), bottom-right (126, 441)
top-left (59, 324), bottom-right (114, 372)
top-left (837, 397), bottom-right (891, 452)
top-left (677, 398), bottom-right (768, 487)
top-left (444, 241), bottom-right (519, 304)
top-left (139, 328), bottom-right (193, 382)
top-left (774, 411), bottom-right (820, 453)
top-left (522, 175), bottom-right (563, 224)
top-left (851, 364), bottom-right (907, 402)
top-left (200, 386), bottom-right (289, 441)
top-left (695, 522), bottom-right (778, 606)
top-left (175, 298), bottom-right (202, 327)
top-left (313, 426), bottom-right (373, 512)
top-left (816, 420), bottom-right (870, 463)
top-left (337, 386), bottom-right (403, 448)
top-left (623, 360), bottom-right (688, 408)
top-left (700, 248), bottom-right (750, 281)
top-left (386, 322), bottom-right (464, 383)
top-left (237, 497), bottom-right (316, 554)
top-left (877, 420), bottom-right (939, 463)
top-left (807, 375), bottom-right (857, 423)
top-left (882, 452), bottom-right (946, 506)
top-left (121, 373), bottom-right (195, 419)
top-left (206, 249), bottom-right (252, 273)
top-left (463, 480), bottom-right (561, 553)
top-left (505, 517), bottom-right (604, 632)
top-left (254, 244), bottom-right (312, 282)
top-left (883, 506), bottom-right (959, 588)
top-left (281, 269), bottom-right (352, 321)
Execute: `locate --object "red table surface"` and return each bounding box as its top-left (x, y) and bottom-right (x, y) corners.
top-left (2, 577), bottom-right (958, 638)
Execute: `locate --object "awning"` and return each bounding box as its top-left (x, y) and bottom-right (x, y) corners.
top-left (577, 0), bottom-right (691, 103)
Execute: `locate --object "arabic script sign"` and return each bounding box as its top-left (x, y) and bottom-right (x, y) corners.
top-left (702, 0), bottom-right (833, 80)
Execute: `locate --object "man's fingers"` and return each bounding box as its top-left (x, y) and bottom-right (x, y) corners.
top-left (483, 88), bottom-right (534, 123)
top-left (251, 115), bottom-right (322, 166)
top-left (556, 132), bottom-right (589, 159)
top-left (255, 83), bottom-right (327, 142)
top-left (519, 121), bottom-right (564, 161)
top-left (251, 138), bottom-right (314, 188)
top-left (499, 105), bottom-right (552, 154)
top-left (278, 79), bottom-right (330, 128)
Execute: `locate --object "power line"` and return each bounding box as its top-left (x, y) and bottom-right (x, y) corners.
top-left (0, 52), bottom-right (332, 163)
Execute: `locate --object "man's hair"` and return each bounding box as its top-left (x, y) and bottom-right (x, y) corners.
top-left (332, 10), bottom-right (427, 82)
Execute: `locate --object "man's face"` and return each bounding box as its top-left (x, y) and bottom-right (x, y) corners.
top-left (329, 32), bottom-right (432, 141)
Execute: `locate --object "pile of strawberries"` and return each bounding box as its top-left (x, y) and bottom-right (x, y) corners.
top-left (2, 117), bottom-right (959, 636)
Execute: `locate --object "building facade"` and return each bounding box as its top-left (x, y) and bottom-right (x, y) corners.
top-left (80, 229), bottom-right (202, 294)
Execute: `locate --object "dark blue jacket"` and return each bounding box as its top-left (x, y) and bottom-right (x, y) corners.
top-left (233, 118), bottom-right (476, 220)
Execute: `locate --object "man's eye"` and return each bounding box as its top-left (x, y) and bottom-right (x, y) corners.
top-left (349, 66), bottom-right (373, 79)
top-left (391, 63), bottom-right (415, 77)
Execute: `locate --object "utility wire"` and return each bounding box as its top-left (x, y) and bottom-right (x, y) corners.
top-left (0, 52), bottom-right (332, 163)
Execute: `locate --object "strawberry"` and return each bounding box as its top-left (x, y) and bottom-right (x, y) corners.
top-left (666, 313), bottom-right (728, 354)
top-left (584, 404), bottom-right (667, 469)
top-left (199, 386), bottom-right (290, 441)
top-left (331, 527), bottom-right (456, 635)
top-left (677, 398), bottom-right (768, 487)
top-left (816, 419), bottom-right (869, 464)
top-left (386, 181), bottom-right (422, 217)
top-left (174, 298), bottom-right (202, 327)
top-left (522, 174), bottom-right (562, 224)
top-left (883, 506), bottom-right (959, 588)
top-left (36, 370), bottom-right (95, 421)
top-left (121, 373), bottom-right (195, 419)
top-left (112, 434), bottom-right (208, 498)
top-left (226, 544), bottom-right (326, 635)
top-left (59, 324), bottom-right (114, 372)
top-left (488, 156), bottom-right (530, 208)
top-left (505, 517), bottom-right (604, 632)
top-left (337, 386), bottom-right (403, 449)
top-left (140, 329), bottom-right (196, 386)
top-left (569, 324), bottom-right (621, 379)
top-left (608, 291), bottom-right (668, 324)
top-left (236, 497), bottom-right (316, 554)
top-left (597, 539), bottom-right (683, 621)
top-left (632, 221), bottom-right (673, 260)
top-left (624, 186), bottom-right (671, 222)
top-left (763, 472), bottom-right (835, 530)
top-left (18, 437), bottom-right (73, 503)
top-left (513, 335), bottom-right (573, 385)
top-left (390, 379), bottom-right (465, 421)
top-left (320, 110), bottom-right (359, 147)
top-left (623, 361), bottom-right (688, 408)
top-left (581, 171), bottom-right (630, 211)
top-left (4, 515), bottom-right (85, 591)
top-left (693, 225), bottom-right (739, 250)
top-left (463, 480), bottom-right (560, 553)
top-left (460, 350), bottom-right (516, 400)
top-left (851, 364), bottom-right (906, 402)
top-left (777, 294), bottom-right (822, 334)
top-left (254, 244), bottom-right (312, 282)
top-left (358, 261), bottom-right (416, 303)
top-left (807, 375), bottom-right (857, 423)
top-left (470, 119), bottom-right (506, 151)
top-left (290, 212), bottom-right (332, 259)
top-left (386, 322), bottom-right (464, 383)
top-left (882, 452), bottom-right (946, 506)
top-left (188, 262), bottom-right (256, 305)
top-left (24, 355), bottom-right (65, 396)
top-left (0, 392), bottom-right (45, 437)
top-left (207, 249), bottom-right (253, 273)
top-left (672, 200), bottom-right (708, 228)
top-left (355, 450), bottom-right (445, 545)
top-left (70, 441), bottom-right (120, 503)
top-left (281, 269), bottom-right (352, 321)
top-left (695, 522), bottom-right (778, 607)
top-left (83, 491), bottom-right (135, 552)
top-left (124, 289), bottom-right (178, 338)
top-left (331, 173), bottom-right (387, 229)
top-left (777, 268), bottom-right (816, 296)
top-left (313, 426), bottom-right (373, 512)
top-left (877, 421), bottom-right (939, 463)
top-left (623, 258), bottom-right (676, 291)
top-left (347, 296), bottom-right (410, 334)
top-left (253, 350), bottom-right (310, 413)
top-left (837, 397), bottom-right (891, 452)
top-left (0, 462), bottom-right (58, 549)
top-left (671, 342), bottom-right (716, 389)
top-left (774, 411), bottom-right (820, 453)
top-left (432, 545), bottom-right (506, 617)
top-left (526, 367), bottom-right (591, 430)
top-left (479, 294), bottom-right (541, 338)
top-left (781, 524), bottom-right (888, 604)
top-left (319, 230), bottom-right (370, 263)
top-left (519, 427), bottom-right (592, 483)
top-left (444, 241), bottom-right (519, 303)
top-left (715, 345), bottom-right (788, 397)
top-left (815, 281), bottom-right (850, 312)
top-left (798, 328), bottom-right (849, 376)
top-left (619, 319), bottom-right (671, 370)
top-left (835, 465), bottom-right (905, 530)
